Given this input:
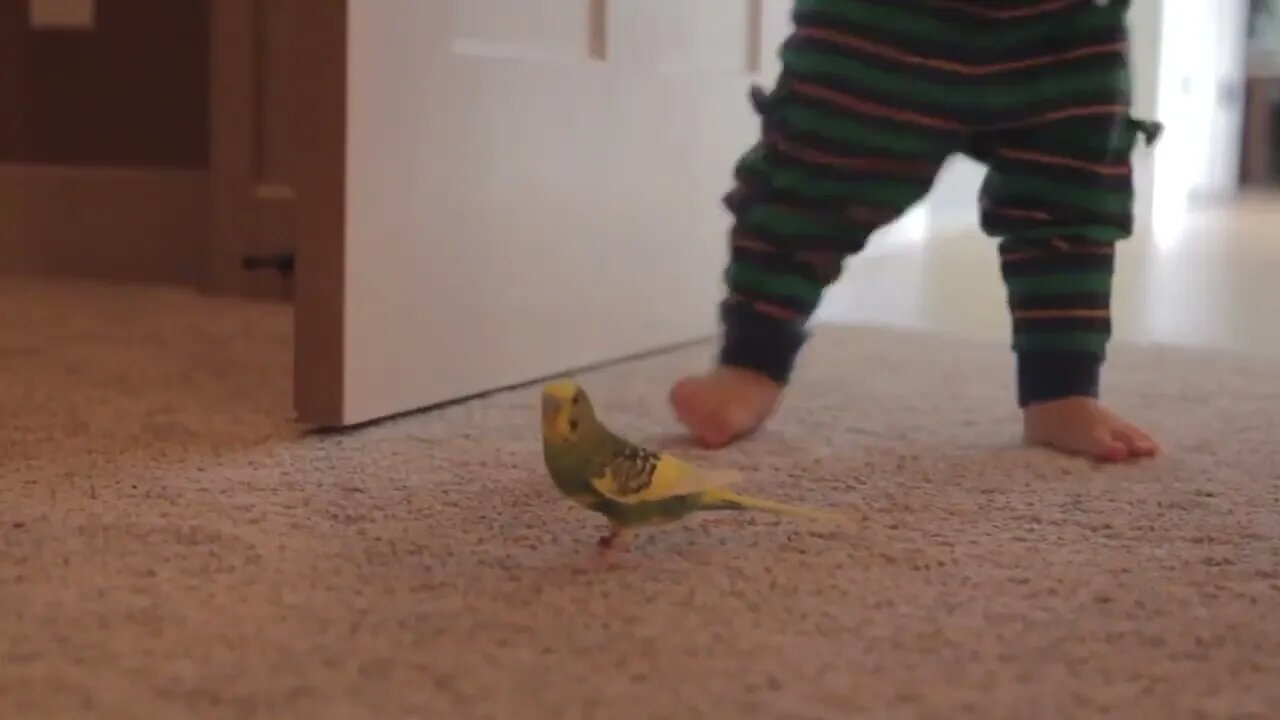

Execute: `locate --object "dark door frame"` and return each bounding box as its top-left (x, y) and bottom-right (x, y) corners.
top-left (210, 0), bottom-right (347, 422)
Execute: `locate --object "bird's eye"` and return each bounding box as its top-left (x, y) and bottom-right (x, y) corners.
top-left (569, 419), bottom-right (579, 432)
top-left (572, 394), bottom-right (581, 406)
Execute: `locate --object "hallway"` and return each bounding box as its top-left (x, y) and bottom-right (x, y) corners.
top-left (818, 192), bottom-right (1280, 359)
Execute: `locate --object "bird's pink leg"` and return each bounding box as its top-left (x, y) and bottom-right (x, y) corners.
top-left (592, 525), bottom-right (634, 568)
top-left (597, 525), bottom-right (633, 551)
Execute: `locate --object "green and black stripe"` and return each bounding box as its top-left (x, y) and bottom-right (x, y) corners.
top-left (719, 0), bottom-right (1158, 406)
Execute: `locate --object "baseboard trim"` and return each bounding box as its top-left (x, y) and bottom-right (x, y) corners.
top-left (0, 163), bottom-right (209, 285)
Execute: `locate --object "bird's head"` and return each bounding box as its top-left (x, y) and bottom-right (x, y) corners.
top-left (541, 379), bottom-right (602, 445)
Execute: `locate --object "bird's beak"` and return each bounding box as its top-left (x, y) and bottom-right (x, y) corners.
top-left (541, 394), bottom-right (558, 431)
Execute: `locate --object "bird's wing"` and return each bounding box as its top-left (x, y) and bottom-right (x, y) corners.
top-left (589, 445), bottom-right (742, 504)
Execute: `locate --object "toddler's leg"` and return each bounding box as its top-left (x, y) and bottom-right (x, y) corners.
top-left (957, 0), bottom-right (1161, 461)
top-left (672, 4), bottom-right (962, 447)
top-left (977, 112), bottom-right (1161, 460)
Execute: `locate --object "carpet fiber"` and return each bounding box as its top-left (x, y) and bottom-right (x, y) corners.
top-left (2, 276), bottom-right (1279, 719)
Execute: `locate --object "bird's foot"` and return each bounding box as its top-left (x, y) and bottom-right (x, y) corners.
top-left (598, 526), bottom-right (633, 550)
top-left (591, 528), bottom-right (633, 569)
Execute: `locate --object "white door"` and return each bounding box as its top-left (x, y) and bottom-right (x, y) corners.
top-left (1152, 0), bottom-right (1216, 217)
top-left (1200, 0), bottom-right (1249, 198)
top-left (1155, 0), bottom-right (1249, 210)
top-left (295, 0), bottom-right (782, 426)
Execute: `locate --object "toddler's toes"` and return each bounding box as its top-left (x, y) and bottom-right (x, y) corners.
top-left (1114, 423), bottom-right (1159, 457)
top-left (1022, 397), bottom-right (1160, 463)
top-left (668, 367), bottom-right (783, 449)
top-left (1035, 429), bottom-right (1126, 462)
top-left (695, 413), bottom-right (738, 449)
top-left (1037, 425), bottom-right (1129, 462)
top-left (669, 377), bottom-right (711, 431)
top-left (674, 392), bottom-right (737, 448)
top-left (669, 375), bottom-right (702, 408)
top-left (1090, 430), bottom-right (1131, 463)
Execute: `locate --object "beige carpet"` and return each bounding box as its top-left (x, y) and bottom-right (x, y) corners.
top-left (2, 276), bottom-right (1279, 720)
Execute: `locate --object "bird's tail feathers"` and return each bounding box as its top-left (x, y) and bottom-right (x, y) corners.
top-left (699, 488), bottom-right (850, 523)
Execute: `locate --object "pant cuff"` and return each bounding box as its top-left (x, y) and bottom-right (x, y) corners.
top-left (1017, 351), bottom-right (1102, 407)
top-left (718, 300), bottom-right (806, 386)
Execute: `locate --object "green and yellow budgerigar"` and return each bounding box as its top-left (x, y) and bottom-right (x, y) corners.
top-left (540, 379), bottom-right (845, 551)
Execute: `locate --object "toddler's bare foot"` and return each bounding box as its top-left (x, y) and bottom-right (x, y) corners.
top-left (1023, 397), bottom-right (1160, 462)
top-left (669, 366), bottom-right (782, 448)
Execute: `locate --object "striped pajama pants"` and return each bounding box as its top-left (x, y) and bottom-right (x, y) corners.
top-left (719, 0), bottom-right (1161, 406)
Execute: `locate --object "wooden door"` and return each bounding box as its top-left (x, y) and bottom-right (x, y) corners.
top-left (209, 0), bottom-right (302, 300)
top-left (0, 0), bottom-right (210, 284)
top-left (293, 0), bottom-right (785, 427)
